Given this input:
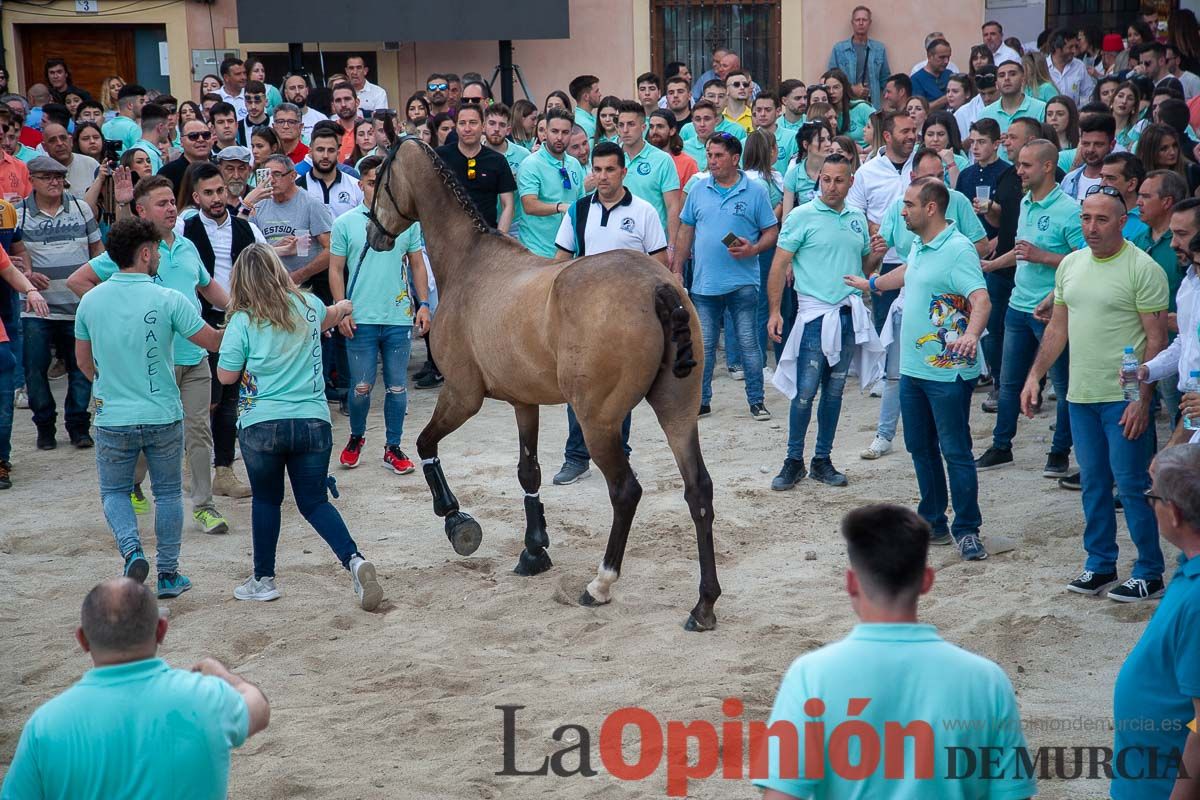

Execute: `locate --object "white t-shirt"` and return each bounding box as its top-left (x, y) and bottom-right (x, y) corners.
top-left (355, 81), bottom-right (389, 114)
top-left (300, 107), bottom-right (329, 141)
top-left (554, 189), bottom-right (667, 257)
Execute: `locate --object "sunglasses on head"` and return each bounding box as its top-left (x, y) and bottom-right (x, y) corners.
top-left (185, 131), bottom-right (213, 141)
top-left (1085, 185), bottom-right (1124, 200)
top-left (428, 83), bottom-right (449, 91)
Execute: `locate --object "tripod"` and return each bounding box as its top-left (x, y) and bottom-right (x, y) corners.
top-left (488, 61), bottom-right (533, 104)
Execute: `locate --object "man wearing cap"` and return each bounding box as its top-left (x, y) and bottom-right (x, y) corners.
top-left (215, 145), bottom-right (253, 208)
top-left (20, 156), bottom-right (104, 450)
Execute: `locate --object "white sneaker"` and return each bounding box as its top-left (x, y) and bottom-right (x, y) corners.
top-left (350, 556), bottom-right (383, 611)
top-left (1047, 385), bottom-right (1057, 401)
top-left (869, 380), bottom-right (884, 398)
top-left (728, 366), bottom-right (745, 381)
top-left (763, 366), bottom-right (774, 381)
top-left (860, 435), bottom-right (893, 460)
top-left (234, 576), bottom-right (281, 602)
top-left (14, 387), bottom-right (28, 409)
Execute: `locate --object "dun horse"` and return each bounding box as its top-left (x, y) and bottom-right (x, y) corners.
top-left (364, 137), bottom-right (720, 630)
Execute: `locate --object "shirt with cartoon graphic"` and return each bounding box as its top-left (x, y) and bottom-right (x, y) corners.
top-left (217, 292), bottom-right (330, 429)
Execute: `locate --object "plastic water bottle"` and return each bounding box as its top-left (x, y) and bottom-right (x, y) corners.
top-left (1121, 347), bottom-right (1140, 402)
top-left (1185, 371), bottom-right (1200, 431)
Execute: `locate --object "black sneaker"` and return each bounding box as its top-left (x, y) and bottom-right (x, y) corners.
top-left (1066, 569), bottom-right (1119, 595)
top-left (771, 458), bottom-right (806, 491)
top-left (1042, 451), bottom-right (1070, 478)
top-left (1107, 577), bottom-right (1164, 603)
top-left (698, 404), bottom-right (711, 417)
top-left (810, 457), bottom-right (848, 487)
top-left (930, 530), bottom-right (954, 546)
top-left (70, 432), bottom-right (94, 449)
top-left (0, 460), bottom-right (10, 490)
top-left (1058, 473), bottom-right (1081, 491)
top-left (413, 360), bottom-right (433, 381)
top-left (36, 428), bottom-right (57, 451)
top-left (981, 390), bottom-right (998, 413)
top-left (975, 446), bottom-right (1013, 471)
top-left (415, 371), bottom-right (444, 389)
top-left (749, 402), bottom-right (771, 421)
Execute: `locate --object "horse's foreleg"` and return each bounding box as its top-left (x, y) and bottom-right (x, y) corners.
top-left (417, 386), bottom-right (484, 556)
top-left (511, 403), bottom-right (552, 576)
top-left (577, 424), bottom-right (641, 608)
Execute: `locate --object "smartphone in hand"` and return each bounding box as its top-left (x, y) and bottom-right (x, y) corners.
top-left (721, 232), bottom-right (741, 248)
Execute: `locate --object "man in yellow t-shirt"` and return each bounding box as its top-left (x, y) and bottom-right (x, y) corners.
top-left (1020, 187), bottom-right (1169, 603)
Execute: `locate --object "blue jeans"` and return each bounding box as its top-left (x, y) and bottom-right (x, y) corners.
top-left (900, 375), bottom-right (981, 539)
top-left (993, 307), bottom-right (1071, 454)
top-left (95, 421), bottom-right (184, 574)
top-left (0, 340), bottom-right (14, 462)
top-left (877, 309), bottom-right (902, 441)
top-left (786, 314), bottom-right (854, 461)
top-left (322, 329), bottom-right (350, 402)
top-left (871, 262), bottom-right (901, 333)
top-left (564, 405), bottom-right (631, 466)
top-left (8, 293), bottom-right (23, 386)
top-left (982, 270), bottom-right (1014, 384)
top-left (757, 251), bottom-right (796, 368)
top-left (239, 418), bottom-right (361, 578)
top-left (23, 317), bottom-right (91, 436)
top-left (724, 308), bottom-right (740, 370)
top-left (692, 286), bottom-right (764, 406)
top-left (345, 324), bottom-right (413, 446)
top-left (1069, 401), bottom-right (1163, 579)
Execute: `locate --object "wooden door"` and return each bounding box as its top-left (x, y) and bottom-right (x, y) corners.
top-left (20, 25), bottom-right (135, 100)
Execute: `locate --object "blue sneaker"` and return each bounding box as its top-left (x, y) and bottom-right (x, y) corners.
top-left (157, 572), bottom-right (192, 598)
top-left (957, 535), bottom-right (988, 562)
top-left (123, 549), bottom-right (150, 583)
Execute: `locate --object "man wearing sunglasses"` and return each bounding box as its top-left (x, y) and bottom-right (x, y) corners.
top-left (159, 120), bottom-right (215, 195)
top-left (235, 81), bottom-right (272, 148)
top-left (436, 104), bottom-right (515, 233)
top-left (723, 70), bottom-right (754, 134)
top-left (425, 74), bottom-right (451, 117)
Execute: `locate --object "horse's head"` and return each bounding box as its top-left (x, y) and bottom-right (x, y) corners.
top-left (366, 137), bottom-right (421, 252)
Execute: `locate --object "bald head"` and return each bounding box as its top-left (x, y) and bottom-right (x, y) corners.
top-left (1023, 139), bottom-right (1059, 169)
top-left (718, 53), bottom-right (743, 77)
top-left (80, 578), bottom-right (160, 656)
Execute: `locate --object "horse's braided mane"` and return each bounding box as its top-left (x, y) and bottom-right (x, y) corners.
top-left (403, 136), bottom-right (499, 237)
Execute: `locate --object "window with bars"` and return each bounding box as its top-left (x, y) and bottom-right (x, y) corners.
top-left (651, 0), bottom-right (782, 90)
top-left (1045, 0), bottom-right (1142, 35)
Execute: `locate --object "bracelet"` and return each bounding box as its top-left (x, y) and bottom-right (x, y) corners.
top-left (868, 275), bottom-right (878, 293)
top-left (418, 301), bottom-right (430, 309)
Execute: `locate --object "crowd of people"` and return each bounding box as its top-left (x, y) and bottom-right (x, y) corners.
top-left (1, 5), bottom-right (1200, 797)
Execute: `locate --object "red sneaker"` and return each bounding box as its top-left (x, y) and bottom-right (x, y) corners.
top-left (383, 445), bottom-right (415, 475)
top-left (340, 435), bottom-right (364, 468)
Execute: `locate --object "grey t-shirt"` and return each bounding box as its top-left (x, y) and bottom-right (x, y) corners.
top-left (251, 190), bottom-right (334, 274)
top-left (853, 41), bottom-right (869, 85)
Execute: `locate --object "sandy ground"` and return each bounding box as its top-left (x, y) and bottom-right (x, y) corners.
top-left (0, 355), bottom-right (1175, 799)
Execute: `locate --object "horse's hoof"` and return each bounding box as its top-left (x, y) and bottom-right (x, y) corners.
top-left (578, 589), bottom-right (610, 607)
top-left (513, 548), bottom-right (553, 576)
top-left (445, 512), bottom-right (483, 556)
top-left (684, 611), bottom-right (717, 632)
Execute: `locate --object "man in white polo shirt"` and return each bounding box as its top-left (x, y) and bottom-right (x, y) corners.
top-left (550, 141), bottom-right (667, 485)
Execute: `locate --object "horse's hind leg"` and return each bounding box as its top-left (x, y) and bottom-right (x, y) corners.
top-left (648, 394), bottom-right (719, 632)
top-left (512, 403), bottom-right (553, 576)
top-left (416, 385), bottom-right (485, 556)
top-left (577, 420), bottom-right (642, 608)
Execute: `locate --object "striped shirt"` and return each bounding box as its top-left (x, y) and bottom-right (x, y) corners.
top-left (19, 193), bottom-right (101, 320)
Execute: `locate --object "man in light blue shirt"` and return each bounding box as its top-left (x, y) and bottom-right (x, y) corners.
top-left (129, 102), bottom-right (168, 174)
top-left (74, 218), bottom-right (224, 597)
top-left (517, 108), bottom-right (585, 257)
top-left (100, 83), bottom-right (145, 156)
top-left (569, 74), bottom-right (601, 140)
top-left (753, 504), bottom-right (1035, 800)
top-left (676, 132), bottom-right (778, 420)
top-left (616, 100), bottom-right (681, 247)
top-left (977, 61), bottom-right (1047, 145)
top-left (1, 578), bottom-right (269, 800)
top-left (848, 178), bottom-right (992, 561)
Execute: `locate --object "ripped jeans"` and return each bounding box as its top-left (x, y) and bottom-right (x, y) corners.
top-left (786, 314), bottom-right (855, 462)
top-left (345, 324), bottom-right (413, 446)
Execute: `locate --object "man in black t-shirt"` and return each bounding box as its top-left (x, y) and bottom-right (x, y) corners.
top-left (435, 104), bottom-right (515, 232)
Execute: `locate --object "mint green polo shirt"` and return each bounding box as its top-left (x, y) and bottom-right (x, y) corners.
top-left (74, 273), bottom-right (205, 427)
top-left (100, 115), bottom-right (140, 154)
top-left (218, 291), bottom-right (330, 429)
top-left (130, 139), bottom-right (163, 173)
top-left (777, 115), bottom-right (804, 133)
top-left (977, 95), bottom-right (1047, 134)
top-left (90, 235), bottom-right (211, 366)
top-left (516, 145), bottom-right (584, 258)
top-left (0, 658), bottom-right (248, 800)
top-left (574, 107), bottom-right (597, 140)
top-left (621, 142), bottom-right (679, 232)
top-left (680, 117), bottom-right (748, 143)
top-left (330, 205), bottom-right (422, 325)
top-left (497, 141), bottom-right (531, 234)
top-left (1010, 185), bottom-right (1085, 313)
top-left (752, 623), bottom-right (1036, 800)
top-left (777, 197), bottom-right (871, 304)
top-left (846, 101), bottom-right (873, 145)
top-left (682, 136), bottom-right (708, 171)
top-left (901, 224), bottom-right (988, 381)
top-left (15, 144), bottom-right (37, 163)
top-left (1146, 228), bottom-right (1180, 313)
top-left (879, 188), bottom-right (987, 262)
top-left (783, 159), bottom-right (819, 205)
top-left (771, 126), bottom-right (798, 175)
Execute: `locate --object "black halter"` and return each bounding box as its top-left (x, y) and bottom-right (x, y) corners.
top-left (364, 135), bottom-right (419, 239)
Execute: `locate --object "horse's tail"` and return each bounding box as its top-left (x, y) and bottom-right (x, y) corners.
top-left (654, 284), bottom-right (696, 378)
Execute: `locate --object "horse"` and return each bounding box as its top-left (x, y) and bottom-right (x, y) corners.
top-left (363, 137), bottom-right (721, 631)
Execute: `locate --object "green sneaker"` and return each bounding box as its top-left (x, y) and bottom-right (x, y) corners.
top-left (131, 484), bottom-right (149, 515)
top-left (194, 508), bottom-right (229, 535)
top-left (157, 572), bottom-right (192, 598)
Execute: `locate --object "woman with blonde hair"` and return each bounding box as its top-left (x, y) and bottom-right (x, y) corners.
top-left (216, 244), bottom-right (383, 610)
top-left (100, 75), bottom-right (124, 120)
top-left (1022, 51), bottom-right (1058, 101)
